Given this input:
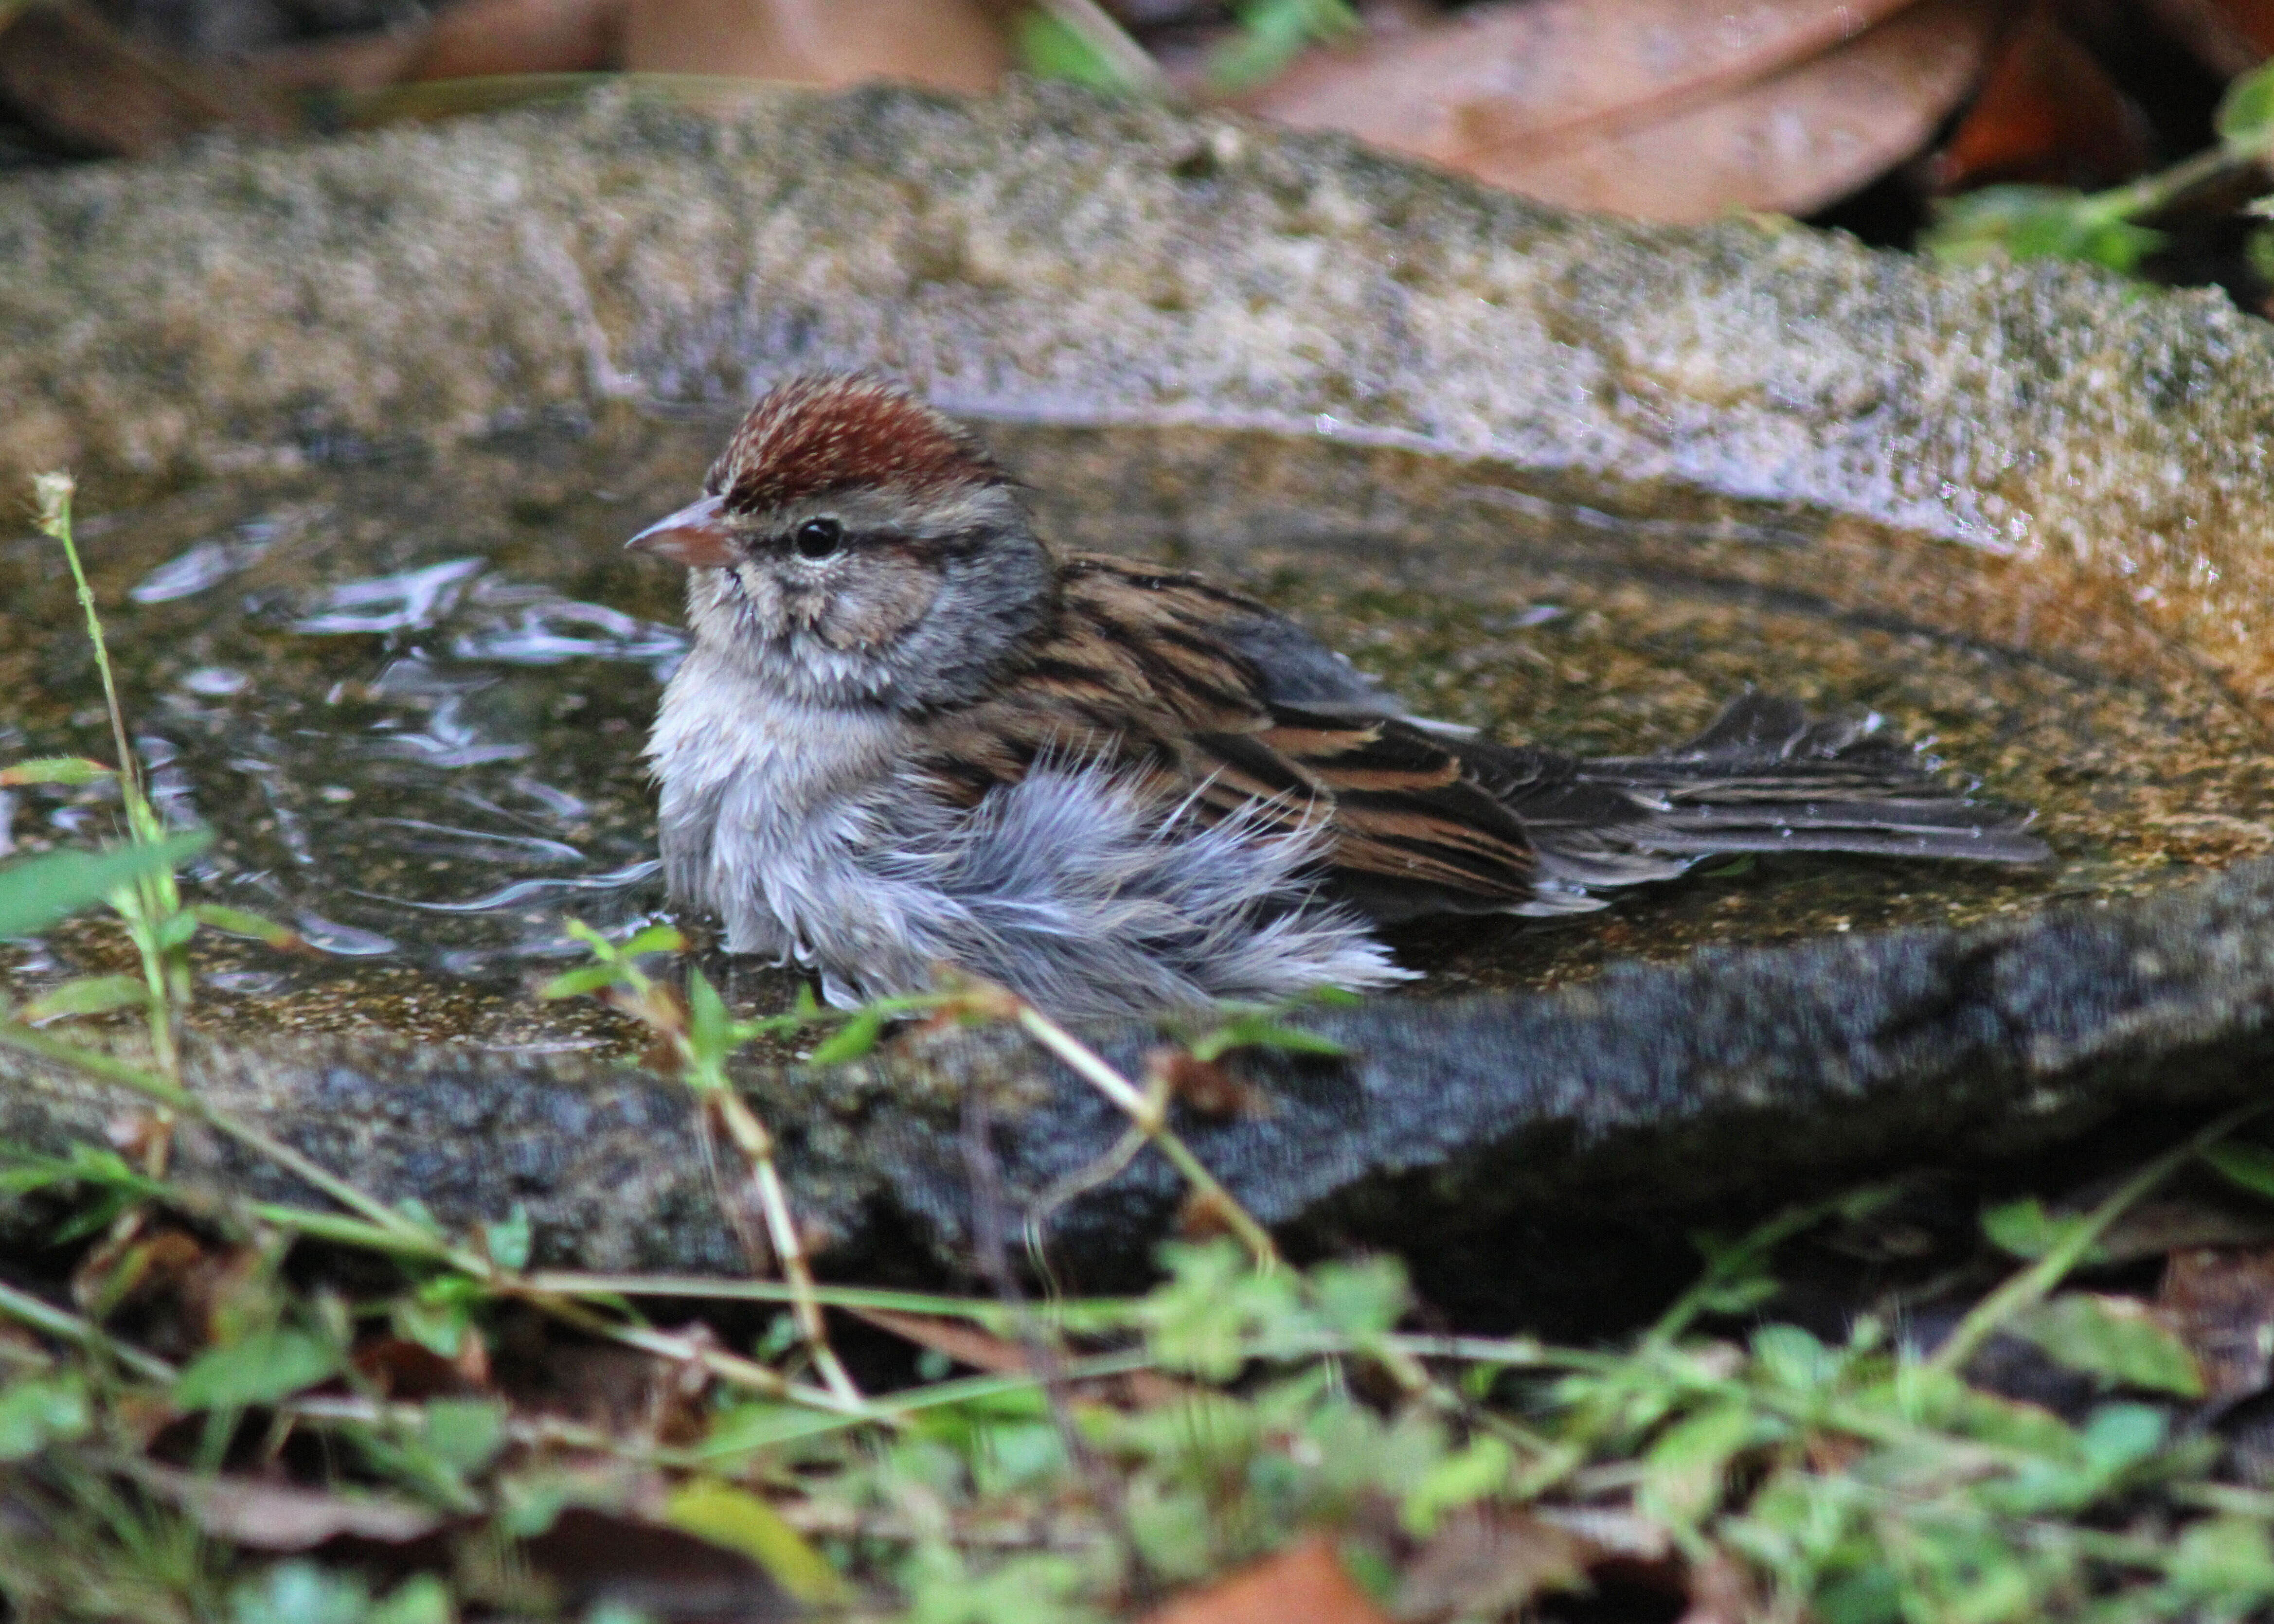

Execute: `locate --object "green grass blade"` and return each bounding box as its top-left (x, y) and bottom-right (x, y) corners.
top-left (0, 832), bottom-right (212, 940)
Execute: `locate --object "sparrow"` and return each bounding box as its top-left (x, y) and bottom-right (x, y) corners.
top-left (629, 374), bottom-right (2046, 1017)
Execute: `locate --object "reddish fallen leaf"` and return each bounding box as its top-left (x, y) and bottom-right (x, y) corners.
top-left (2158, 1246), bottom-right (2274, 1404)
top-left (134, 1463), bottom-right (444, 1550)
top-left (1140, 1535), bottom-right (1392, 1624)
top-left (1469, 0), bottom-right (2001, 222)
top-left (856, 1307), bottom-right (1031, 1376)
top-left (1931, 5), bottom-right (2154, 193)
top-left (404, 0), bottom-right (625, 80)
top-left (856, 1306), bottom-right (1198, 1408)
top-left (0, 1), bottom-right (289, 156)
top-left (249, 30), bottom-right (430, 94)
top-left (1243, 0), bottom-right (1920, 173)
top-left (620, 0), bottom-right (1008, 94)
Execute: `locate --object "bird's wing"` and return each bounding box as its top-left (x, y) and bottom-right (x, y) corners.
top-left (914, 556), bottom-right (1559, 912)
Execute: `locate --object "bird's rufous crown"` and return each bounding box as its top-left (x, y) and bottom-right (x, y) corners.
top-left (708, 375), bottom-right (1004, 517)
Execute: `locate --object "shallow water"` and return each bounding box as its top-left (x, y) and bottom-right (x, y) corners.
top-left (0, 410), bottom-right (2261, 1047)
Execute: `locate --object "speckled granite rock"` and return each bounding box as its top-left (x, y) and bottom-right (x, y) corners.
top-left (5, 856), bottom-right (2272, 1289)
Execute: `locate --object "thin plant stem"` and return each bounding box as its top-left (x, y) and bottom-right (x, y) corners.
top-left (35, 479), bottom-right (136, 811)
top-left (0, 1020), bottom-right (868, 1418)
top-left (0, 1278), bottom-right (178, 1384)
top-left (1925, 1102), bottom-right (2269, 1377)
top-left (35, 473), bottom-right (188, 1095)
top-left (1013, 1004), bottom-right (1282, 1269)
top-left (0, 1020), bottom-right (444, 1255)
top-left (713, 1088), bottom-right (866, 1409)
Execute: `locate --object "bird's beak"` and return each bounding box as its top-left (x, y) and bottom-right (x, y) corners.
top-left (626, 494), bottom-right (737, 569)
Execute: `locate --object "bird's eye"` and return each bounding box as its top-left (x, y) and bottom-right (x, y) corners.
top-left (793, 517), bottom-right (843, 560)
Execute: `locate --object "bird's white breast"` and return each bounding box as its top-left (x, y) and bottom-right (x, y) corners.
top-left (647, 645), bottom-right (915, 964)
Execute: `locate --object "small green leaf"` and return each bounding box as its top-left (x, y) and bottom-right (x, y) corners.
top-left (2204, 1140), bottom-right (2274, 1201)
top-left (1400, 1433), bottom-right (1514, 1536)
top-left (1751, 1323), bottom-right (1839, 1393)
top-left (189, 903), bottom-right (304, 949)
top-left (0, 831), bottom-right (212, 939)
top-left (423, 1398), bottom-right (507, 1475)
top-left (1982, 1197), bottom-right (2108, 1264)
top-left (2219, 59), bottom-right (2274, 148)
top-left (665, 1476), bottom-right (850, 1604)
top-left (1306, 1255), bottom-right (1410, 1342)
top-left (393, 1286), bottom-right (473, 1358)
top-left (483, 1202), bottom-right (532, 1271)
top-left (537, 962), bottom-right (621, 1000)
top-left (17, 974), bottom-right (148, 1024)
top-left (2169, 1517), bottom-right (2274, 1602)
top-left (1144, 1239), bottom-right (1301, 1379)
top-left (1209, 0), bottom-right (1360, 92)
top-left (1639, 1400), bottom-right (1757, 1529)
top-left (393, 1197), bottom-right (446, 1239)
top-left (154, 910), bottom-right (200, 951)
top-left (0, 757), bottom-right (113, 787)
top-left (807, 1007), bottom-right (888, 1065)
top-left (1922, 185), bottom-right (2166, 274)
top-left (1014, 8), bottom-right (1133, 91)
top-left (366, 1574), bottom-right (453, 1624)
top-left (229, 1561), bottom-right (370, 1624)
top-left (175, 1329), bottom-right (338, 1410)
top-left (0, 1373), bottom-right (90, 1460)
top-left (620, 922), bottom-right (687, 957)
top-left (686, 967), bottom-right (732, 1075)
top-left (2011, 1294), bottom-right (2203, 1397)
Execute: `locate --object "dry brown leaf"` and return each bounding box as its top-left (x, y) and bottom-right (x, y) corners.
top-left (1676, 1551), bottom-right (1766, 1624)
top-left (521, 1504), bottom-right (798, 1621)
top-left (2158, 1246), bottom-right (2274, 1405)
top-left (620, 0), bottom-right (1008, 93)
top-left (1471, 0), bottom-right (2001, 222)
top-left (2093, 1194), bottom-right (2274, 1263)
top-left (0, 1), bottom-right (289, 156)
top-left (404, 0), bottom-right (624, 80)
top-left (856, 1307), bottom-right (1032, 1377)
top-left (1930, 4), bottom-right (2154, 192)
top-left (855, 1306), bottom-right (1198, 1408)
top-left (1246, 0), bottom-right (1997, 222)
top-left (353, 1336), bottom-right (488, 1400)
top-left (248, 31), bottom-right (431, 93)
top-left (1141, 1535), bottom-right (1393, 1624)
top-left (1147, 1047), bottom-right (1270, 1120)
top-left (135, 1463), bottom-right (444, 1549)
top-left (1244, 0), bottom-right (1921, 172)
top-left (1397, 1506), bottom-right (1590, 1621)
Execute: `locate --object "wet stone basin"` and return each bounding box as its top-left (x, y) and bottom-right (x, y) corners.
top-left (1, 406), bottom-right (2261, 1053)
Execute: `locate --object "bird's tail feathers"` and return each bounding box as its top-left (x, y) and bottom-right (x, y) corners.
top-left (1534, 693), bottom-right (2048, 881)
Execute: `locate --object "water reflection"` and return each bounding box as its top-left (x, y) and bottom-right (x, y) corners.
top-left (0, 411), bottom-right (2249, 1042)
top-left (291, 556), bottom-right (485, 636)
top-left (130, 518), bottom-right (284, 604)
